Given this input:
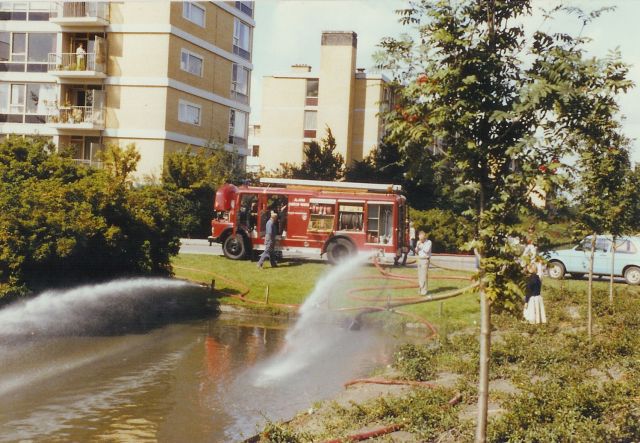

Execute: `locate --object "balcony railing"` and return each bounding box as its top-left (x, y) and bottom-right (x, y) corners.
top-left (47, 106), bottom-right (104, 128)
top-left (48, 53), bottom-right (105, 75)
top-left (49, 1), bottom-right (109, 24)
top-left (73, 158), bottom-right (103, 168)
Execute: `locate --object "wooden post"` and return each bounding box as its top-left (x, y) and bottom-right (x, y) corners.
top-left (265, 285), bottom-right (270, 304)
top-left (210, 279), bottom-right (215, 293)
top-left (439, 301), bottom-right (444, 318)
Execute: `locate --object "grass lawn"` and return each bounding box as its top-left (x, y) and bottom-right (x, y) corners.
top-left (172, 254), bottom-right (479, 328)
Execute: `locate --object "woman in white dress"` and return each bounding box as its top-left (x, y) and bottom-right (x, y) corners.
top-left (524, 263), bottom-right (547, 324)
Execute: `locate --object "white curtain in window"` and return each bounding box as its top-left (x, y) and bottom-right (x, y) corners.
top-left (304, 111), bottom-right (317, 130)
top-left (233, 110), bottom-right (246, 138)
top-left (37, 83), bottom-right (56, 114)
top-left (0, 84), bottom-right (8, 113)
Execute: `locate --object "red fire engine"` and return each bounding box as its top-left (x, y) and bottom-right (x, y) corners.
top-left (209, 178), bottom-right (410, 264)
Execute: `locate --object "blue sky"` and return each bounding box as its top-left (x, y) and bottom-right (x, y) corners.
top-left (250, 0), bottom-right (640, 162)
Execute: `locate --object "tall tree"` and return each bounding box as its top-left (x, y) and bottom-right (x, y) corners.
top-left (163, 142), bottom-right (244, 237)
top-left (376, 1), bottom-right (632, 440)
top-left (271, 127), bottom-right (344, 181)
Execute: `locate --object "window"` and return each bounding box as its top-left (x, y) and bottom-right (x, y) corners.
top-left (0, 2), bottom-right (27, 20)
top-left (26, 83), bottom-right (55, 114)
top-left (0, 32), bottom-right (55, 73)
top-left (233, 18), bottom-right (251, 60)
top-left (11, 33), bottom-right (26, 62)
top-left (615, 239), bottom-right (637, 254)
top-left (178, 100), bottom-right (201, 125)
top-left (232, 63), bottom-right (249, 95)
top-left (228, 109), bottom-right (247, 144)
top-left (182, 2), bottom-right (205, 27)
top-left (0, 33), bottom-right (9, 62)
top-left (303, 111), bottom-right (317, 138)
top-left (10, 84), bottom-right (25, 114)
top-left (180, 49), bottom-right (203, 76)
top-left (251, 145), bottom-right (259, 157)
top-left (235, 1), bottom-right (253, 17)
top-left (28, 33), bottom-right (55, 63)
top-left (306, 79), bottom-right (319, 106)
top-left (0, 84), bottom-right (8, 113)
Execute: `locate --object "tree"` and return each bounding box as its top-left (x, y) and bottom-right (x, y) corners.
top-left (376, 2), bottom-right (632, 440)
top-left (162, 142), bottom-right (245, 237)
top-left (345, 139), bottom-right (466, 211)
top-left (271, 127), bottom-right (344, 180)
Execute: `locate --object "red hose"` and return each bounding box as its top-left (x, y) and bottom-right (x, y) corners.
top-left (322, 424), bottom-right (405, 443)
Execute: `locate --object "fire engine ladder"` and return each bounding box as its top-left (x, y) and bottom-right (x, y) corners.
top-left (259, 178), bottom-right (402, 194)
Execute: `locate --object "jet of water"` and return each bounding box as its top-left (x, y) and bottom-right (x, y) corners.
top-left (253, 253), bottom-right (373, 385)
top-left (0, 278), bottom-right (213, 337)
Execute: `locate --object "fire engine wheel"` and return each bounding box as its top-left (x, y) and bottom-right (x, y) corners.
top-left (223, 234), bottom-right (248, 260)
top-left (326, 238), bottom-right (356, 265)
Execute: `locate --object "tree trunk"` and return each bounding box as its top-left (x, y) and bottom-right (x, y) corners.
top-left (587, 234), bottom-right (596, 340)
top-left (475, 281), bottom-right (491, 443)
top-left (609, 236), bottom-right (616, 305)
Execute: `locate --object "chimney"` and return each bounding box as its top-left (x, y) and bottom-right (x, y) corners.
top-left (317, 31), bottom-right (358, 163)
top-left (291, 64), bottom-right (312, 73)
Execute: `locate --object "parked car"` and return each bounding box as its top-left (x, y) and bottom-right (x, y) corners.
top-left (545, 236), bottom-right (640, 285)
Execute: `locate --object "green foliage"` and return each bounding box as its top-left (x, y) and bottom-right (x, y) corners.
top-left (162, 143), bottom-right (244, 237)
top-left (0, 136), bottom-right (182, 295)
top-left (345, 140), bottom-right (465, 211)
top-left (394, 343), bottom-right (437, 381)
top-left (410, 208), bottom-right (473, 252)
top-left (272, 127), bottom-right (344, 180)
top-left (260, 421), bottom-right (311, 443)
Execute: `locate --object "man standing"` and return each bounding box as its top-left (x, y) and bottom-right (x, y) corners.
top-left (257, 212), bottom-right (278, 268)
top-left (75, 43), bottom-right (86, 70)
top-left (416, 230), bottom-right (432, 297)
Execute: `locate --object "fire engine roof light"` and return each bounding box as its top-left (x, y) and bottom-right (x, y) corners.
top-left (259, 178), bottom-right (402, 193)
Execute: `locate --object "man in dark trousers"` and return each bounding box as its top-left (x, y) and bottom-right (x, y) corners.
top-left (257, 212), bottom-right (278, 268)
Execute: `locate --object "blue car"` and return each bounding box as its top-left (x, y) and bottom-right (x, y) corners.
top-left (545, 236), bottom-right (640, 285)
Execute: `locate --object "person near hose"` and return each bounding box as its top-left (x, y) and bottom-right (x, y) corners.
top-left (416, 230), bottom-right (432, 297)
top-left (257, 212), bottom-right (278, 268)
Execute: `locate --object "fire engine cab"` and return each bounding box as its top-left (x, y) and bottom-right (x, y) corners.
top-left (209, 178), bottom-right (410, 264)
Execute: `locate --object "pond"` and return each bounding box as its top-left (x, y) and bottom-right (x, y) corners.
top-left (0, 278), bottom-right (397, 442)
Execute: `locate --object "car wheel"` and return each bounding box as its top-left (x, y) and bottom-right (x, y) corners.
top-left (326, 238), bottom-right (356, 265)
top-left (548, 261), bottom-right (565, 279)
top-left (624, 266), bottom-right (640, 285)
top-left (223, 234), bottom-right (248, 260)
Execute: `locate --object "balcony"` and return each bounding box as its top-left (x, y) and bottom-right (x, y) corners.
top-left (47, 106), bottom-right (105, 131)
top-left (49, 2), bottom-right (109, 26)
top-left (48, 53), bottom-right (106, 79)
top-left (46, 90), bottom-right (105, 131)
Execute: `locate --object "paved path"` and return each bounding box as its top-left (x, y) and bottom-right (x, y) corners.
top-left (178, 239), bottom-right (478, 271)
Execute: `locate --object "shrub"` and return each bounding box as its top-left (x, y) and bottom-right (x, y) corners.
top-left (410, 208), bottom-right (473, 253)
top-left (0, 137), bottom-right (182, 296)
top-left (393, 343), bottom-right (438, 381)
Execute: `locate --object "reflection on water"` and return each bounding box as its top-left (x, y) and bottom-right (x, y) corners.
top-left (0, 315), bottom-right (395, 442)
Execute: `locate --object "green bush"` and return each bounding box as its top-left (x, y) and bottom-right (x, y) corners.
top-left (0, 137), bottom-right (182, 295)
top-left (162, 144), bottom-right (245, 238)
top-left (393, 343), bottom-right (438, 381)
top-left (410, 208), bottom-right (473, 253)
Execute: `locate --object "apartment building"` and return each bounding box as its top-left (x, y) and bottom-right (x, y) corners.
top-left (257, 31), bottom-right (392, 172)
top-left (0, 1), bottom-right (254, 177)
